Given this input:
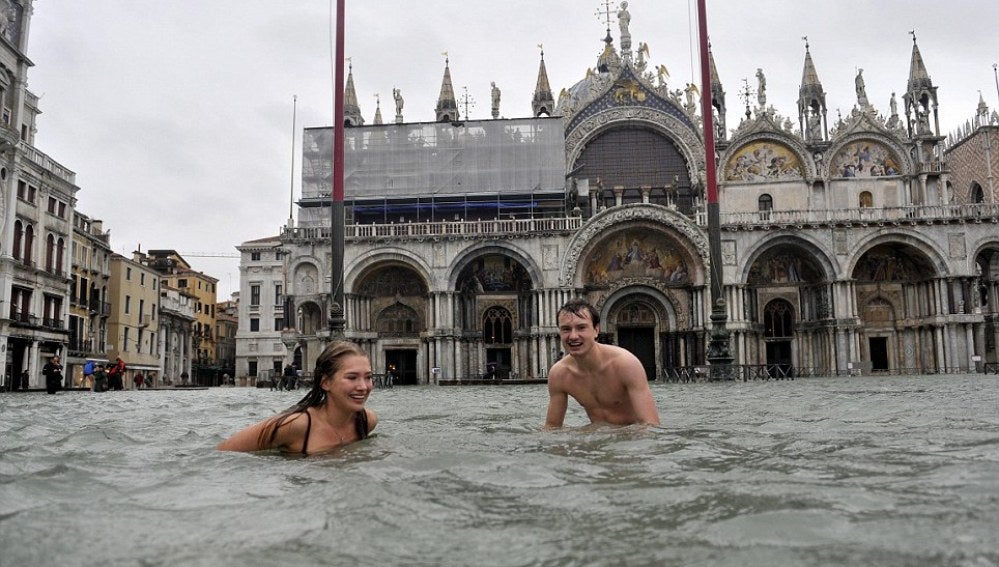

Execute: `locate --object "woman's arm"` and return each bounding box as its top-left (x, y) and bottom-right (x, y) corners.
top-left (217, 413), bottom-right (304, 452)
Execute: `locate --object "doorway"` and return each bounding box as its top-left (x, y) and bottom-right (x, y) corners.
top-left (617, 327), bottom-right (656, 381)
top-left (766, 340), bottom-right (793, 377)
top-left (385, 349), bottom-right (418, 385)
top-left (486, 348), bottom-right (512, 379)
top-left (869, 337), bottom-right (889, 371)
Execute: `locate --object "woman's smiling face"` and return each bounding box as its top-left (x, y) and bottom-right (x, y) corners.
top-left (322, 354), bottom-right (373, 411)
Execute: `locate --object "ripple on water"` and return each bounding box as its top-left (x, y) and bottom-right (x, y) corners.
top-left (0, 376), bottom-right (998, 565)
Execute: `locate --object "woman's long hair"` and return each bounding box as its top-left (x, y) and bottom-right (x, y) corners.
top-left (257, 340), bottom-right (370, 449)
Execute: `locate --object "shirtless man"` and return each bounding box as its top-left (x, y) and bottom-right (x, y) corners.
top-left (544, 299), bottom-right (660, 429)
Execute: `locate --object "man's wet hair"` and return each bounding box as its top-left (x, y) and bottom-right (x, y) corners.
top-left (558, 298), bottom-right (600, 327)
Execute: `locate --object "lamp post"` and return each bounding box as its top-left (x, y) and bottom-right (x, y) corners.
top-left (696, 0), bottom-right (734, 379)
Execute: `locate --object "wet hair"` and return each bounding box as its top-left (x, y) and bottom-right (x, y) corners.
top-left (257, 340), bottom-right (371, 449)
top-left (557, 298), bottom-right (600, 328)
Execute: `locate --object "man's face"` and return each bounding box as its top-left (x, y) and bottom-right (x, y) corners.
top-left (52, 357), bottom-right (60, 364)
top-left (558, 309), bottom-right (599, 356)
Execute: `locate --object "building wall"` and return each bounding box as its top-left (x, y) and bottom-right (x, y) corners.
top-left (946, 126), bottom-right (999, 203)
top-left (108, 253), bottom-right (162, 386)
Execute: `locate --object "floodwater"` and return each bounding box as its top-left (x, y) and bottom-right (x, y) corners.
top-left (1, 375), bottom-right (998, 566)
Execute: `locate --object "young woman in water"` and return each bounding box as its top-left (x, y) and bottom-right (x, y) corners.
top-left (218, 341), bottom-right (378, 455)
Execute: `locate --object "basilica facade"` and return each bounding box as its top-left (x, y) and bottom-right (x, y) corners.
top-left (236, 6), bottom-right (999, 384)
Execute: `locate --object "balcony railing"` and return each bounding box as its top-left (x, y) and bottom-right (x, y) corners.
top-left (281, 202), bottom-right (999, 243)
top-left (9, 310), bottom-right (38, 326)
top-left (721, 203), bottom-right (999, 228)
top-left (283, 216), bottom-right (583, 242)
top-left (19, 141), bottom-right (77, 184)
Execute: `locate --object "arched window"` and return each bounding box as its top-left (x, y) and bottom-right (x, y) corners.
top-left (482, 306), bottom-right (513, 344)
top-left (45, 234), bottom-right (55, 272)
top-left (758, 194), bottom-right (773, 211)
top-left (12, 220), bottom-right (22, 260)
top-left (56, 238), bottom-right (65, 274)
top-left (971, 182), bottom-right (985, 204)
top-left (375, 303), bottom-right (421, 336)
top-left (23, 224), bottom-right (34, 265)
top-left (758, 194), bottom-right (773, 221)
top-left (763, 299), bottom-right (794, 339)
top-left (859, 191), bottom-right (873, 208)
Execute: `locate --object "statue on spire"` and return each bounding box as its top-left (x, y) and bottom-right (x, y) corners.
top-left (491, 82), bottom-right (501, 119)
top-left (756, 68), bottom-right (767, 108)
top-left (618, 1), bottom-right (632, 57)
top-left (855, 68), bottom-right (869, 108)
top-left (393, 88), bottom-right (404, 123)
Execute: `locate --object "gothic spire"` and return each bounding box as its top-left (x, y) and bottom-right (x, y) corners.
top-left (903, 31), bottom-right (939, 138)
top-left (343, 61), bottom-right (364, 127)
top-left (532, 46), bottom-right (555, 117)
top-left (797, 37), bottom-right (827, 143)
top-left (907, 32), bottom-right (933, 93)
top-left (373, 95), bottom-right (383, 125)
top-left (435, 54), bottom-right (459, 123)
top-left (708, 42), bottom-right (727, 141)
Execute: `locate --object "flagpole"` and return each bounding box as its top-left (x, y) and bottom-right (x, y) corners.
top-left (696, 0), bottom-right (733, 378)
top-left (330, 0), bottom-right (346, 338)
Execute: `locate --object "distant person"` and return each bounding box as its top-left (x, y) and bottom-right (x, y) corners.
top-left (544, 298), bottom-right (660, 429)
top-left (281, 362), bottom-right (297, 391)
top-left (133, 373), bottom-right (144, 390)
top-left (42, 355), bottom-right (64, 395)
top-left (92, 364), bottom-right (109, 392)
top-left (218, 341), bottom-right (378, 455)
top-left (108, 357), bottom-right (126, 391)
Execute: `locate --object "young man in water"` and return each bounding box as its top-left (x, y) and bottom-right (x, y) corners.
top-left (544, 298), bottom-right (660, 429)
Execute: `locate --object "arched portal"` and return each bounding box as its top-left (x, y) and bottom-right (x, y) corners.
top-left (763, 298), bottom-right (794, 375)
top-left (852, 242), bottom-right (941, 372)
top-left (746, 241), bottom-right (832, 373)
top-left (356, 263), bottom-right (429, 385)
top-left (975, 246), bottom-right (999, 365)
top-left (611, 296), bottom-right (659, 381)
top-left (455, 252), bottom-right (533, 380)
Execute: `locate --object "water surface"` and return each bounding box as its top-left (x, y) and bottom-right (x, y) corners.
top-left (2, 375), bottom-right (998, 566)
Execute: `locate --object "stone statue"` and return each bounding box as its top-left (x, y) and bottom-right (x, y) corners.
top-left (855, 69), bottom-right (869, 107)
top-left (889, 91), bottom-right (898, 116)
top-left (618, 2), bottom-right (631, 37)
top-left (392, 88), bottom-right (404, 122)
top-left (807, 110), bottom-right (822, 141)
top-left (491, 82), bottom-right (501, 119)
top-left (756, 68), bottom-right (767, 107)
top-left (684, 83), bottom-right (699, 111)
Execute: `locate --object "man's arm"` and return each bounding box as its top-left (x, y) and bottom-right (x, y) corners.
top-left (620, 356), bottom-right (661, 425)
top-left (544, 375), bottom-right (569, 430)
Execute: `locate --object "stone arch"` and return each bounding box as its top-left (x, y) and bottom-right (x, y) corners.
top-left (355, 260), bottom-right (431, 337)
top-left (565, 108), bottom-right (704, 190)
top-left (827, 135), bottom-right (912, 179)
top-left (345, 247), bottom-right (433, 292)
top-left (741, 234), bottom-right (837, 283)
top-left (599, 285), bottom-right (679, 380)
top-left (298, 300), bottom-right (324, 335)
top-left (448, 242), bottom-right (542, 291)
top-left (289, 257), bottom-right (322, 296)
top-left (848, 232), bottom-right (948, 280)
top-left (561, 203), bottom-right (708, 288)
top-left (720, 135), bottom-right (812, 182)
top-left (971, 181), bottom-right (985, 204)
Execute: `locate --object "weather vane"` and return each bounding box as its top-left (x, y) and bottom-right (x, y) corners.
top-left (595, 0), bottom-right (614, 34)
top-left (460, 86), bottom-right (475, 120)
top-left (738, 78), bottom-right (756, 109)
top-left (802, 35), bottom-right (808, 50)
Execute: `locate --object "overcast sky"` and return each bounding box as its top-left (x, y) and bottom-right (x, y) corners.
top-left (25, 1), bottom-right (999, 299)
